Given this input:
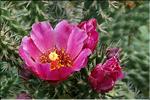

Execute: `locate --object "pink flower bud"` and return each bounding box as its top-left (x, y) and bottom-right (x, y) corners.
top-left (16, 91), bottom-right (32, 99)
top-left (88, 57), bottom-right (123, 93)
top-left (78, 18), bottom-right (99, 52)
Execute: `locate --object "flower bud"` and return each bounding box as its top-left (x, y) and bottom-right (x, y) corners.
top-left (88, 57), bottom-right (123, 93)
top-left (16, 91), bottom-right (32, 99)
top-left (78, 18), bottom-right (99, 52)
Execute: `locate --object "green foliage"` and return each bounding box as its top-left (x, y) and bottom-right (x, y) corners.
top-left (0, 0), bottom-right (149, 99)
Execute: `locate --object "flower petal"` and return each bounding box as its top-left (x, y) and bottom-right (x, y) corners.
top-left (88, 75), bottom-right (97, 91)
top-left (54, 20), bottom-right (73, 50)
top-left (97, 77), bottom-right (115, 93)
top-left (102, 57), bottom-right (118, 70)
top-left (72, 49), bottom-right (91, 71)
top-left (35, 63), bottom-right (60, 80)
top-left (78, 18), bottom-right (97, 32)
top-left (84, 31), bottom-right (99, 51)
top-left (19, 45), bottom-right (35, 71)
top-left (21, 36), bottom-right (42, 62)
top-left (91, 64), bottom-right (105, 81)
top-left (66, 27), bottom-right (88, 59)
top-left (86, 18), bottom-right (97, 32)
top-left (58, 67), bottom-right (73, 80)
top-left (35, 64), bottom-right (72, 81)
top-left (30, 21), bottom-right (55, 53)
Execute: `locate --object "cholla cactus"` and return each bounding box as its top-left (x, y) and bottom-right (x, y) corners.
top-left (0, 23), bottom-right (20, 64)
top-left (0, 0), bottom-right (149, 99)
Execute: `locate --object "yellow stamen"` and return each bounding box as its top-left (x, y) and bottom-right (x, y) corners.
top-left (49, 51), bottom-right (58, 61)
top-left (40, 48), bottom-right (73, 71)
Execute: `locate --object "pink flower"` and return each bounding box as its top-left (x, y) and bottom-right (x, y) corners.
top-left (88, 57), bottom-right (123, 93)
top-left (78, 18), bottom-right (99, 52)
top-left (19, 20), bottom-right (92, 83)
top-left (16, 91), bottom-right (32, 99)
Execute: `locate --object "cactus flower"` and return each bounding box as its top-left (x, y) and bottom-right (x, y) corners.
top-left (16, 91), bottom-right (32, 99)
top-left (88, 56), bottom-right (123, 93)
top-left (19, 20), bottom-right (93, 83)
top-left (78, 18), bottom-right (99, 52)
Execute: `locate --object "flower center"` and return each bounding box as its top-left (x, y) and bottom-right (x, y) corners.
top-left (49, 51), bottom-right (58, 61)
top-left (39, 48), bottom-right (72, 70)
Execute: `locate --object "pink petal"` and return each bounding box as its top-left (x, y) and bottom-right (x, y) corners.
top-left (97, 77), bottom-right (115, 93)
top-left (35, 63), bottom-right (50, 80)
top-left (19, 45), bottom-right (35, 71)
top-left (21, 36), bottom-right (42, 62)
top-left (84, 31), bottom-right (99, 51)
top-left (118, 72), bottom-right (124, 79)
top-left (78, 19), bottom-right (99, 52)
top-left (78, 21), bottom-right (86, 28)
top-left (54, 20), bottom-right (73, 50)
top-left (66, 27), bottom-right (88, 59)
top-left (78, 18), bottom-right (97, 32)
top-left (82, 58), bottom-right (88, 67)
top-left (88, 75), bottom-right (97, 91)
top-left (102, 57), bottom-right (118, 70)
top-left (30, 21), bottom-right (55, 53)
top-left (72, 49), bottom-right (91, 71)
top-left (91, 65), bottom-right (105, 81)
top-left (58, 67), bottom-right (73, 80)
top-left (35, 64), bottom-right (72, 81)
top-left (112, 69), bottom-right (124, 81)
top-left (35, 63), bottom-right (60, 80)
top-left (87, 18), bottom-right (97, 31)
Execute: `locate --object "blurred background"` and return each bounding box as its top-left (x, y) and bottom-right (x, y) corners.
top-left (0, 0), bottom-right (149, 99)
